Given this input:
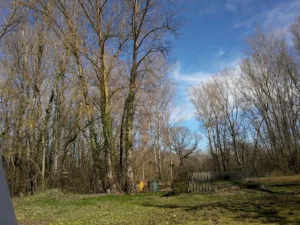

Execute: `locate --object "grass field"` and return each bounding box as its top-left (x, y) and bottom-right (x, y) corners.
top-left (15, 175), bottom-right (300, 225)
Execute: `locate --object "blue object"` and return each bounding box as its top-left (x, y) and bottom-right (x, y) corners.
top-left (0, 159), bottom-right (18, 225)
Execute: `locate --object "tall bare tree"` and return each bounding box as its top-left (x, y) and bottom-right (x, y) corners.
top-left (119, 0), bottom-right (180, 193)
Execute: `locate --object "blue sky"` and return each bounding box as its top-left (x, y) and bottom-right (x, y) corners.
top-left (170, 0), bottom-right (300, 134)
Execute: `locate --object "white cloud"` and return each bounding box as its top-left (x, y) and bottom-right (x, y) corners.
top-left (169, 63), bottom-right (213, 124)
top-left (170, 57), bottom-right (242, 95)
top-left (171, 63), bottom-right (213, 86)
top-left (169, 56), bottom-right (243, 123)
top-left (169, 58), bottom-right (241, 125)
top-left (233, 0), bottom-right (300, 31)
top-left (215, 56), bottom-right (241, 71)
top-left (171, 55), bottom-right (242, 86)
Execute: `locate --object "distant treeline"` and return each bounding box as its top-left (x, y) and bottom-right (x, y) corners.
top-left (191, 19), bottom-right (300, 175)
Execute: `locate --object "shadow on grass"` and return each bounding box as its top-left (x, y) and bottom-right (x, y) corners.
top-left (140, 194), bottom-right (300, 224)
top-left (268, 183), bottom-right (300, 187)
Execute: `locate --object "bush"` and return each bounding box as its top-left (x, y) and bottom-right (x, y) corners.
top-left (171, 180), bottom-right (188, 194)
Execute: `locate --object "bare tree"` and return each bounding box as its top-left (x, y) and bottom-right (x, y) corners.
top-left (169, 127), bottom-right (200, 166)
top-left (290, 16), bottom-right (300, 53)
top-left (241, 31), bottom-right (300, 173)
top-left (0, 1), bottom-right (23, 39)
top-left (190, 29), bottom-right (300, 174)
top-left (119, 0), bottom-right (180, 193)
top-left (0, 0), bottom-right (182, 195)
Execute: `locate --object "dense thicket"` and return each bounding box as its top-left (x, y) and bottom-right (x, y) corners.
top-left (191, 22), bottom-right (300, 175)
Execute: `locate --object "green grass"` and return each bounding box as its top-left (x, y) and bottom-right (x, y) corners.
top-left (15, 176), bottom-right (300, 225)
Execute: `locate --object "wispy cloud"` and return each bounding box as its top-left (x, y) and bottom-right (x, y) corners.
top-left (217, 48), bottom-right (225, 57)
top-left (199, 1), bottom-right (219, 15)
top-left (215, 56), bottom-right (241, 71)
top-left (169, 103), bottom-right (195, 124)
top-left (169, 63), bottom-right (213, 125)
top-left (200, 0), bottom-right (252, 15)
top-left (171, 55), bottom-right (242, 88)
top-left (226, 3), bottom-right (237, 12)
top-left (233, 0), bottom-right (300, 31)
top-left (226, 0), bottom-right (252, 12)
top-left (171, 63), bottom-right (213, 86)
top-left (169, 58), bottom-right (241, 126)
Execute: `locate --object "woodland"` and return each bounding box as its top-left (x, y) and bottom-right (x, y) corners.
top-left (0, 0), bottom-right (299, 196)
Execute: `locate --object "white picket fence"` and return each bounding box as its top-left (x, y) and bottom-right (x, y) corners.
top-left (188, 172), bottom-right (212, 192)
top-left (188, 171), bottom-right (252, 192)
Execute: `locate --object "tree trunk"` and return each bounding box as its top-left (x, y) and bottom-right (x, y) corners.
top-left (121, 88), bottom-right (136, 193)
top-left (99, 43), bottom-right (116, 193)
top-left (41, 135), bottom-right (46, 190)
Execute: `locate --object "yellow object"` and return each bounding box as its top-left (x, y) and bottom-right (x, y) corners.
top-left (138, 180), bottom-right (145, 192)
